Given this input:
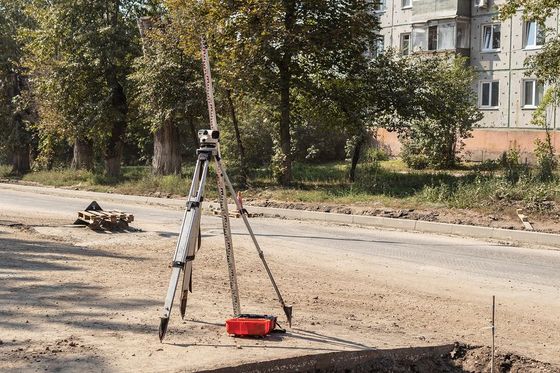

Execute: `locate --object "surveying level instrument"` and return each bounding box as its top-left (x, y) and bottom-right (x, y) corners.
top-left (158, 39), bottom-right (292, 342)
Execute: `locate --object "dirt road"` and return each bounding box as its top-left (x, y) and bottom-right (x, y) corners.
top-left (0, 185), bottom-right (559, 372)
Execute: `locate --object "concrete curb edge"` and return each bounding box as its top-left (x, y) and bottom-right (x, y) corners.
top-left (1, 182), bottom-right (558, 248)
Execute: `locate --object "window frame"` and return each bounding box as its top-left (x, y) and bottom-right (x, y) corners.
top-left (371, 36), bottom-right (385, 58)
top-left (481, 23), bottom-right (501, 52)
top-left (402, 0), bottom-right (412, 9)
top-left (480, 80), bottom-right (500, 109)
top-left (522, 79), bottom-right (544, 109)
top-left (428, 25), bottom-right (438, 51)
top-left (523, 21), bottom-right (545, 50)
top-left (374, 0), bottom-right (386, 12)
top-left (400, 33), bottom-right (411, 55)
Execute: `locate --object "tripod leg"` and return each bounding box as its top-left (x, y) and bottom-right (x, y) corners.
top-left (159, 266), bottom-right (181, 341)
top-left (215, 160), bottom-right (293, 327)
top-left (180, 209), bottom-right (202, 318)
top-left (159, 155), bottom-right (210, 341)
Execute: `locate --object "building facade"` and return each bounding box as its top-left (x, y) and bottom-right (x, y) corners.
top-left (376, 0), bottom-right (560, 161)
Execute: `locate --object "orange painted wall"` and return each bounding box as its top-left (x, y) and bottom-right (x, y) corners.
top-left (376, 128), bottom-right (560, 163)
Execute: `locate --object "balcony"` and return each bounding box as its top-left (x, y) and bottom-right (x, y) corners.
top-left (411, 19), bottom-right (471, 55)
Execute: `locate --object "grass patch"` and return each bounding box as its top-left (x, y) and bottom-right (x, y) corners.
top-left (6, 161), bottom-right (560, 214)
top-left (0, 164), bottom-right (12, 178)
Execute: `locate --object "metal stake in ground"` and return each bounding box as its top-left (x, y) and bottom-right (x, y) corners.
top-left (491, 295), bottom-right (495, 373)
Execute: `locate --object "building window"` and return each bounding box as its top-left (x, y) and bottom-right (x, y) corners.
top-left (374, 0), bottom-right (386, 12)
top-left (456, 21), bottom-right (470, 49)
top-left (480, 81), bottom-right (499, 108)
top-left (371, 36), bottom-right (384, 58)
top-left (401, 33), bottom-right (411, 55)
top-left (402, 0), bottom-right (412, 8)
top-left (523, 79), bottom-right (544, 108)
top-left (474, 0), bottom-right (488, 8)
top-left (482, 24), bottom-right (501, 51)
top-left (524, 21), bottom-right (545, 49)
top-left (428, 26), bottom-right (438, 51)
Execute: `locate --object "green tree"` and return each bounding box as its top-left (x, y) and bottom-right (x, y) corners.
top-left (167, 0), bottom-right (379, 185)
top-left (23, 0), bottom-right (140, 176)
top-left (0, 0), bottom-right (34, 174)
top-left (399, 56), bottom-right (483, 169)
top-left (132, 16), bottom-right (205, 175)
top-left (319, 50), bottom-right (433, 180)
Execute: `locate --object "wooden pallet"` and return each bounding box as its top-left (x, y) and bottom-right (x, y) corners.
top-left (76, 203), bottom-right (134, 230)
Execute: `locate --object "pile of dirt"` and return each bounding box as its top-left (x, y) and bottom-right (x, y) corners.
top-left (202, 343), bottom-right (559, 373)
top-left (452, 343), bottom-right (557, 372)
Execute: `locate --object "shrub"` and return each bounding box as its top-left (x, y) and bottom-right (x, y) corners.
top-left (500, 144), bottom-right (527, 184)
top-left (534, 136), bottom-right (557, 182)
top-left (401, 142), bottom-right (429, 169)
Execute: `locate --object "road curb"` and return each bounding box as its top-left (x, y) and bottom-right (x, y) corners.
top-left (236, 205), bottom-right (559, 248)
top-left (2, 182), bottom-right (559, 248)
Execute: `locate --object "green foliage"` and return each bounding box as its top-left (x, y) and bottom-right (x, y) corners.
top-left (218, 95), bottom-right (274, 167)
top-left (0, 164), bottom-right (11, 177)
top-left (534, 137), bottom-right (558, 181)
top-left (530, 87), bottom-right (558, 182)
top-left (499, 0), bottom-right (559, 24)
top-left (364, 147), bottom-right (389, 163)
top-left (271, 139), bottom-right (288, 184)
top-left (400, 143), bottom-right (429, 170)
top-left (399, 56), bottom-right (482, 169)
top-left (22, 0), bottom-right (141, 174)
top-left (167, 0), bottom-right (380, 184)
top-left (500, 144), bottom-right (526, 184)
top-left (130, 17), bottom-right (205, 135)
top-left (0, 0), bottom-right (34, 171)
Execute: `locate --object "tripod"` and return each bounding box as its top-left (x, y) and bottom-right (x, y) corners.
top-left (158, 41), bottom-right (292, 342)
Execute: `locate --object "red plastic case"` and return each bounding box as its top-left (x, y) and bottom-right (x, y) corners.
top-left (226, 315), bottom-right (276, 336)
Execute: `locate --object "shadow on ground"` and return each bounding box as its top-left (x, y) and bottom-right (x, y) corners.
top-left (0, 236), bottom-right (157, 335)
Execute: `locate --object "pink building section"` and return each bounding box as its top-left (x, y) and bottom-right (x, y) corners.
top-left (377, 128), bottom-right (560, 163)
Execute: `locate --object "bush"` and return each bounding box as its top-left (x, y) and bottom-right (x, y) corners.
top-left (364, 147), bottom-right (390, 163)
top-left (397, 56), bottom-right (482, 169)
top-left (534, 136), bottom-right (557, 182)
top-left (500, 144), bottom-right (527, 184)
top-left (401, 142), bottom-right (429, 169)
top-left (0, 164), bottom-right (11, 177)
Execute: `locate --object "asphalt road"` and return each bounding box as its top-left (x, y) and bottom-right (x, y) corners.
top-left (1, 184), bottom-right (559, 290)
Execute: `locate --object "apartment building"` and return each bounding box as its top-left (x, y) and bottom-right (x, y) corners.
top-left (375, 0), bottom-right (560, 161)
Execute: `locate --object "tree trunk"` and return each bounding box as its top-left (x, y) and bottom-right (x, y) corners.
top-left (349, 134), bottom-right (365, 182)
top-left (71, 137), bottom-right (94, 170)
top-left (8, 73), bottom-right (30, 175)
top-left (152, 120), bottom-right (181, 175)
top-left (104, 66), bottom-right (128, 178)
top-left (278, 62), bottom-right (292, 186)
top-left (103, 2), bottom-right (127, 179)
top-left (188, 116), bottom-right (199, 149)
top-left (226, 89), bottom-right (248, 187)
top-left (11, 141), bottom-right (30, 175)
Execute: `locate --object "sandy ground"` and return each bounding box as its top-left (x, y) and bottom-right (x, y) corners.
top-left (0, 212), bottom-right (559, 372)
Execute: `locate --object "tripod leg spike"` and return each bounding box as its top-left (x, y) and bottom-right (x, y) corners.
top-left (159, 317), bottom-right (169, 342)
top-left (284, 305), bottom-right (293, 328)
top-left (180, 294), bottom-right (188, 319)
